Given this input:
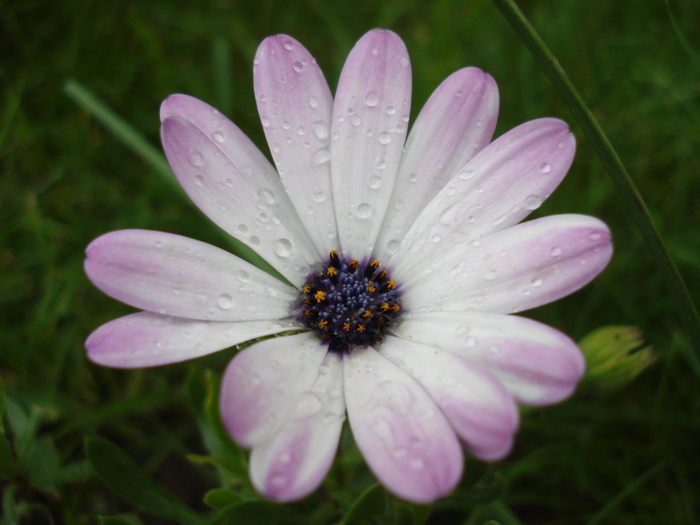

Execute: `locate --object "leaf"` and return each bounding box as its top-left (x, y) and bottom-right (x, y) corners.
top-left (98, 516), bottom-right (144, 525)
top-left (207, 500), bottom-right (285, 525)
top-left (341, 483), bottom-right (388, 525)
top-left (203, 488), bottom-right (243, 510)
top-left (85, 436), bottom-right (204, 525)
top-left (394, 502), bottom-right (432, 525)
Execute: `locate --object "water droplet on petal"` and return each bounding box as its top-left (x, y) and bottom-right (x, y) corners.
top-left (540, 162), bottom-right (551, 173)
top-left (525, 194), bottom-right (542, 210)
top-left (259, 189), bottom-right (276, 204)
top-left (283, 40), bottom-right (294, 50)
top-left (194, 175), bottom-right (204, 187)
top-left (365, 91), bottom-right (379, 107)
top-left (236, 271), bottom-right (250, 283)
top-left (351, 114), bottom-right (362, 126)
top-left (531, 277), bottom-right (543, 287)
top-left (189, 151), bottom-right (204, 167)
top-left (292, 61), bottom-right (304, 72)
top-left (312, 147), bottom-right (331, 166)
top-left (550, 246), bottom-right (562, 257)
top-left (312, 191), bottom-right (327, 203)
top-left (312, 121), bottom-right (329, 140)
top-left (274, 238), bottom-right (293, 257)
top-left (399, 56), bottom-right (409, 68)
top-left (378, 132), bottom-right (391, 145)
top-left (369, 176), bottom-right (382, 189)
top-left (309, 96), bottom-right (318, 109)
top-left (356, 203), bottom-right (372, 218)
top-left (408, 173), bottom-right (417, 182)
top-left (387, 239), bottom-right (399, 254)
top-left (386, 106), bottom-right (396, 115)
top-left (589, 232), bottom-right (602, 241)
top-left (458, 169), bottom-right (475, 180)
top-left (217, 293), bottom-right (233, 309)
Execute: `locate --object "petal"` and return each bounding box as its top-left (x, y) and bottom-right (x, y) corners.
top-left (375, 68), bottom-right (499, 261)
top-left (249, 352), bottom-right (345, 502)
top-left (331, 29), bottom-right (412, 259)
top-left (399, 214), bottom-right (613, 315)
top-left (254, 35), bottom-right (339, 256)
top-left (389, 119), bottom-right (575, 268)
top-left (160, 112), bottom-right (319, 287)
top-left (86, 312), bottom-right (297, 368)
top-left (220, 332), bottom-right (327, 448)
top-left (343, 346), bottom-right (462, 503)
top-left (84, 229), bottom-right (296, 321)
top-left (379, 336), bottom-right (518, 460)
top-left (391, 312), bottom-right (585, 405)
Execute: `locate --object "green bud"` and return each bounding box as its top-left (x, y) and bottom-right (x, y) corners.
top-left (578, 326), bottom-right (655, 390)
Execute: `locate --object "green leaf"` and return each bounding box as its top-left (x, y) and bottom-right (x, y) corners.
top-left (394, 502), bottom-right (432, 525)
top-left (341, 483), bottom-right (388, 525)
top-left (98, 516), bottom-right (144, 525)
top-left (203, 488), bottom-right (244, 510)
top-left (85, 436), bottom-right (204, 525)
top-left (207, 500), bottom-right (284, 525)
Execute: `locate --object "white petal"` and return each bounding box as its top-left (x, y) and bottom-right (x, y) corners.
top-left (86, 312), bottom-right (297, 368)
top-left (161, 112), bottom-right (319, 287)
top-left (254, 35), bottom-right (338, 256)
top-left (343, 346), bottom-right (462, 503)
top-left (390, 312), bottom-right (584, 405)
top-left (379, 336), bottom-right (518, 460)
top-left (84, 229), bottom-right (297, 321)
top-left (375, 67), bottom-right (499, 261)
top-left (331, 29), bottom-right (412, 259)
top-left (220, 332), bottom-right (327, 448)
top-left (399, 214), bottom-right (613, 315)
top-left (250, 352), bottom-right (345, 501)
top-left (389, 119), bottom-right (575, 269)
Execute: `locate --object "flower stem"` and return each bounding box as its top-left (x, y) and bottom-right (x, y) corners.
top-left (491, 0), bottom-right (700, 374)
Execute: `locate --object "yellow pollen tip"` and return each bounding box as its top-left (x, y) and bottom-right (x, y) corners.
top-left (315, 291), bottom-right (326, 302)
top-left (303, 285), bottom-right (312, 294)
top-left (362, 310), bottom-right (373, 318)
top-left (357, 324), bottom-right (365, 332)
top-left (343, 322), bottom-right (351, 331)
top-left (381, 303), bottom-right (390, 311)
top-left (327, 267), bottom-right (337, 277)
top-left (318, 319), bottom-right (328, 329)
top-left (386, 280), bottom-right (395, 290)
top-left (349, 260), bottom-right (359, 269)
top-left (391, 303), bottom-right (400, 312)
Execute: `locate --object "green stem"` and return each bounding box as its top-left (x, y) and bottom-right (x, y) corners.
top-left (491, 0), bottom-right (700, 374)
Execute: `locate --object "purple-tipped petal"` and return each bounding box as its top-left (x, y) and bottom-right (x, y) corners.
top-left (389, 119), bottom-right (575, 268)
top-left (375, 67), bottom-right (499, 261)
top-left (343, 346), bottom-right (462, 503)
top-left (86, 312), bottom-right (297, 368)
top-left (331, 29), bottom-right (412, 259)
top-left (399, 214), bottom-right (612, 315)
top-left (161, 113), bottom-right (319, 287)
top-left (84, 229), bottom-right (296, 321)
top-left (391, 312), bottom-right (585, 405)
top-left (220, 333), bottom-right (327, 448)
top-left (379, 336), bottom-right (518, 460)
top-left (254, 36), bottom-right (338, 256)
top-left (249, 352), bottom-right (345, 502)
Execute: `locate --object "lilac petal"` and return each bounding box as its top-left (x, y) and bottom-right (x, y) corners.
top-left (220, 332), bottom-right (327, 448)
top-left (391, 312), bottom-right (585, 405)
top-left (343, 346), bottom-right (462, 503)
top-left (399, 214), bottom-right (612, 315)
top-left (389, 119), bottom-right (575, 268)
top-left (84, 229), bottom-right (296, 321)
top-left (254, 35), bottom-right (338, 256)
top-left (249, 352), bottom-right (345, 502)
top-left (375, 67), bottom-right (499, 261)
top-left (86, 312), bottom-right (297, 368)
top-left (161, 114), bottom-right (319, 287)
top-left (331, 29), bottom-right (412, 260)
top-left (379, 336), bottom-right (518, 460)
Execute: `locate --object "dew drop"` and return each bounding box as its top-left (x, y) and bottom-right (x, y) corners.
top-left (292, 61), bottom-right (304, 72)
top-left (238, 223), bottom-right (248, 234)
top-left (189, 151), bottom-right (204, 167)
top-left (356, 203), bottom-right (372, 218)
top-left (351, 114), bottom-right (362, 126)
top-left (386, 106), bottom-right (396, 115)
top-left (531, 277), bottom-right (543, 287)
top-left (194, 175), bottom-right (204, 187)
top-left (217, 293), bottom-right (233, 309)
top-left (312, 147), bottom-right (331, 166)
top-left (589, 232), bottom-right (601, 241)
top-left (312, 191), bottom-right (327, 203)
top-left (431, 234), bottom-right (441, 243)
top-left (154, 240), bottom-right (163, 248)
top-left (378, 132), bottom-right (391, 145)
top-left (540, 162), bottom-right (551, 173)
top-left (236, 270), bottom-right (250, 283)
top-left (312, 121), bottom-right (329, 140)
top-left (249, 236), bottom-right (261, 247)
top-left (491, 214), bottom-right (507, 226)
top-left (308, 96), bottom-right (318, 109)
top-left (259, 189), bottom-right (276, 204)
top-left (369, 176), bottom-right (382, 189)
top-left (365, 91), bottom-right (379, 107)
top-left (386, 239), bottom-right (400, 254)
top-left (458, 169), bottom-right (475, 180)
top-left (408, 173), bottom-right (417, 182)
top-left (274, 238), bottom-right (293, 257)
top-left (261, 116), bottom-right (271, 128)
top-left (283, 40), bottom-right (294, 50)
top-left (400, 56), bottom-right (409, 68)
top-left (550, 246), bottom-right (562, 257)
top-left (525, 194), bottom-right (542, 210)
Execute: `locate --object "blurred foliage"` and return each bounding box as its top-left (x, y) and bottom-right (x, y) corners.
top-left (2, 0), bottom-right (700, 523)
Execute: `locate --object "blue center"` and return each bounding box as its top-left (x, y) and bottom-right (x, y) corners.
top-left (297, 251), bottom-right (402, 352)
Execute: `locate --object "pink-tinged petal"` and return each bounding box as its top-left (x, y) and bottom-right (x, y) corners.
top-left (389, 119), bottom-right (575, 269)
top-left (254, 36), bottom-right (338, 256)
top-left (86, 312), bottom-right (297, 368)
top-left (84, 229), bottom-right (296, 321)
top-left (379, 336), bottom-right (518, 460)
top-left (220, 332), bottom-right (327, 448)
top-left (250, 352), bottom-right (345, 501)
top-left (375, 68), bottom-right (499, 260)
top-left (343, 346), bottom-right (462, 503)
top-left (400, 214), bottom-right (612, 315)
top-left (391, 312), bottom-right (585, 405)
top-left (331, 29), bottom-right (412, 260)
top-left (161, 114), bottom-right (319, 287)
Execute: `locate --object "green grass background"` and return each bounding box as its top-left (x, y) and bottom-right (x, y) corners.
top-left (2, 0), bottom-right (700, 523)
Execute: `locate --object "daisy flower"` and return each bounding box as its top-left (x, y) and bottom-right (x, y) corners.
top-left (84, 29), bottom-right (612, 503)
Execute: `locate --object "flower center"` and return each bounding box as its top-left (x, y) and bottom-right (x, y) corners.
top-left (297, 251), bottom-right (402, 352)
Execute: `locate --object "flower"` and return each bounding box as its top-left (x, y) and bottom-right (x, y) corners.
top-left (84, 29), bottom-right (613, 503)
